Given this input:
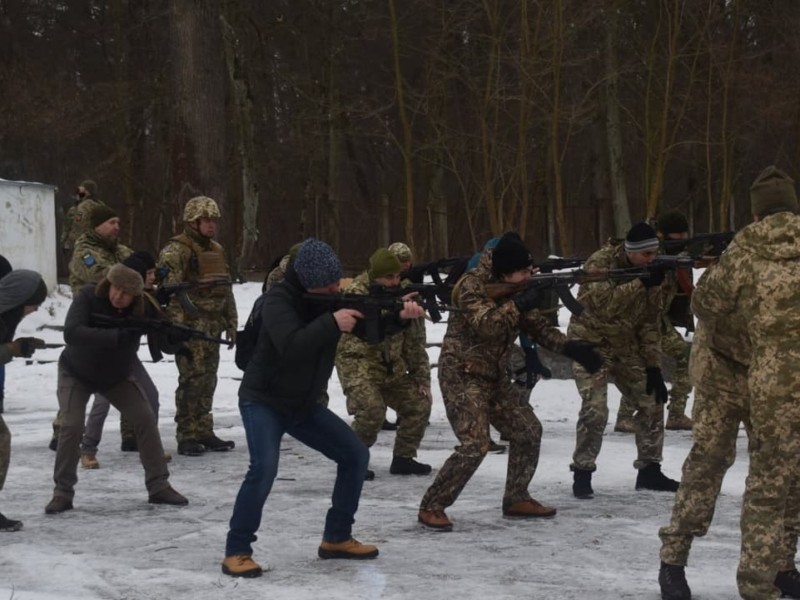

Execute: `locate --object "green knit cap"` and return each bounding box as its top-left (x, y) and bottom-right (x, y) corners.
top-left (750, 166), bottom-right (799, 216)
top-left (368, 248), bottom-right (402, 280)
top-left (90, 204), bottom-right (118, 228)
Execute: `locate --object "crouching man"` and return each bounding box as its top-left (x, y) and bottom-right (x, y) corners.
top-left (45, 263), bottom-right (188, 514)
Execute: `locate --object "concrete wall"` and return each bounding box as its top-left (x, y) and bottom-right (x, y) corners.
top-left (0, 178), bottom-right (58, 290)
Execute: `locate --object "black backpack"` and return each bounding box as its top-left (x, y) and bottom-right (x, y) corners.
top-left (235, 293), bottom-right (266, 371)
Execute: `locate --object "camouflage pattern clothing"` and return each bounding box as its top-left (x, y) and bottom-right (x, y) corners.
top-left (691, 212), bottom-right (800, 600)
top-left (61, 197), bottom-right (106, 253)
top-left (264, 254), bottom-right (290, 292)
top-left (419, 252), bottom-right (567, 512)
top-left (157, 227), bottom-right (237, 444)
top-left (68, 231), bottom-right (133, 296)
top-left (567, 241), bottom-right (665, 471)
top-left (335, 272), bottom-right (431, 458)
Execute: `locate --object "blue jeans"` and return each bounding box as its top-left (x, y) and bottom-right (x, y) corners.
top-left (225, 401), bottom-right (370, 557)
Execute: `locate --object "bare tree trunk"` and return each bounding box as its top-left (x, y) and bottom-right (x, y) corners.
top-left (550, 0), bottom-right (570, 253)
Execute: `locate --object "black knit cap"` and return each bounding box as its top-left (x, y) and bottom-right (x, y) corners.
top-left (122, 251), bottom-right (156, 280)
top-left (624, 222), bottom-right (659, 252)
top-left (90, 204), bottom-right (118, 229)
top-left (491, 232), bottom-right (533, 277)
top-left (656, 211), bottom-right (689, 236)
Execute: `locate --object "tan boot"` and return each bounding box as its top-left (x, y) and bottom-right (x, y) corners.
top-left (666, 414), bottom-right (693, 430)
top-left (614, 417), bottom-right (636, 433)
top-left (503, 498), bottom-right (557, 518)
top-left (318, 538), bottom-right (379, 559)
top-left (221, 554), bottom-right (263, 578)
top-left (80, 453), bottom-right (99, 469)
top-left (418, 509), bottom-right (453, 531)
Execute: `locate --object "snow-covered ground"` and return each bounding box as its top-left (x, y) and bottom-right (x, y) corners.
top-left (0, 281), bottom-right (747, 599)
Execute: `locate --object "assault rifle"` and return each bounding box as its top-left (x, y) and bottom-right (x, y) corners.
top-left (662, 231), bottom-right (734, 257)
top-left (90, 314), bottom-right (227, 346)
top-left (484, 268), bottom-right (649, 317)
top-left (403, 256), bottom-right (471, 288)
top-left (369, 282), bottom-right (460, 323)
top-left (534, 257), bottom-right (586, 272)
top-left (155, 277), bottom-right (232, 317)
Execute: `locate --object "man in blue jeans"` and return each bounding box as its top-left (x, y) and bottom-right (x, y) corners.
top-left (222, 238), bottom-right (425, 578)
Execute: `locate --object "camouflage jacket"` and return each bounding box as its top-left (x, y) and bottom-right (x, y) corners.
top-left (400, 276), bottom-right (431, 387)
top-left (438, 251), bottom-right (567, 382)
top-left (567, 241), bottom-right (663, 367)
top-left (68, 231), bottom-right (132, 296)
top-left (335, 271), bottom-right (423, 387)
top-left (692, 212), bottom-right (800, 405)
top-left (264, 254), bottom-right (290, 292)
top-left (61, 198), bottom-right (106, 250)
top-left (157, 227), bottom-right (237, 329)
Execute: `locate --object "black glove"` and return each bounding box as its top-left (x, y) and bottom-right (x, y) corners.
top-left (645, 366), bottom-right (668, 403)
top-left (640, 264), bottom-right (666, 288)
top-left (118, 328), bottom-right (143, 347)
top-left (563, 340), bottom-right (603, 374)
top-left (10, 337), bottom-right (45, 358)
top-left (524, 347), bottom-right (552, 380)
top-left (512, 284), bottom-right (540, 313)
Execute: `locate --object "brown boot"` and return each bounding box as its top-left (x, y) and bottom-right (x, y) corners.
top-left (613, 417), bottom-right (636, 433)
top-left (148, 486), bottom-right (188, 506)
top-left (666, 414), bottom-right (693, 431)
top-left (418, 509), bottom-right (453, 531)
top-left (45, 496), bottom-right (73, 514)
top-left (80, 453), bottom-right (100, 469)
top-left (221, 554), bottom-right (263, 578)
top-left (503, 498), bottom-right (557, 518)
top-left (318, 538), bottom-right (379, 559)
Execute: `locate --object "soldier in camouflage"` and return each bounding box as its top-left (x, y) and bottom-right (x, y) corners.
top-left (567, 222), bottom-right (680, 499)
top-left (61, 180), bottom-right (106, 255)
top-left (336, 248), bottom-right (430, 479)
top-left (689, 166), bottom-right (800, 600)
top-left (615, 212), bottom-right (694, 433)
top-left (157, 196), bottom-right (238, 457)
top-left (417, 233), bottom-right (603, 531)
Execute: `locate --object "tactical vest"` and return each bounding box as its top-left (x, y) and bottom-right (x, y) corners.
top-left (171, 233), bottom-right (231, 301)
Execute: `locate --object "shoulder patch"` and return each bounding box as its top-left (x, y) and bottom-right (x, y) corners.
top-left (82, 253), bottom-right (96, 266)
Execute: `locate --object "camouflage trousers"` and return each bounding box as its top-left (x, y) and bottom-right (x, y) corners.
top-left (420, 364), bottom-right (543, 511)
top-left (738, 392), bottom-right (800, 600)
top-left (175, 325), bottom-right (223, 443)
top-left (0, 414), bottom-right (9, 490)
top-left (618, 325), bottom-right (691, 420)
top-left (571, 342), bottom-right (664, 471)
top-left (344, 374), bottom-right (430, 458)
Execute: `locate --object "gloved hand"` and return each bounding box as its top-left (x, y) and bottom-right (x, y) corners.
top-left (225, 327), bottom-right (237, 349)
top-left (640, 263), bottom-right (666, 288)
top-left (9, 337), bottom-right (46, 358)
top-left (118, 328), bottom-right (143, 347)
top-left (563, 340), bottom-right (603, 374)
top-left (512, 284), bottom-right (540, 314)
top-left (645, 366), bottom-right (669, 403)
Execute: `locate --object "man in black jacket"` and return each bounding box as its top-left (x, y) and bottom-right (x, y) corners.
top-left (222, 238), bottom-right (424, 578)
top-left (44, 263), bottom-right (188, 514)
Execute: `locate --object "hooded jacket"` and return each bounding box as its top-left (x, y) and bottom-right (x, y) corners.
top-left (0, 270), bottom-right (46, 364)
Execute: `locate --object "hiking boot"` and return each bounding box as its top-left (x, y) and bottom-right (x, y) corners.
top-left (636, 463), bottom-right (680, 492)
top-left (488, 439), bottom-right (507, 454)
top-left (318, 538), bottom-right (379, 560)
top-left (666, 414), bottom-right (693, 431)
top-left (48, 436), bottom-right (58, 451)
top-left (364, 469), bottom-right (375, 481)
top-left (198, 434), bottom-right (235, 452)
top-left (659, 561), bottom-right (691, 600)
top-left (120, 439), bottom-right (138, 452)
top-left (613, 417), bottom-right (636, 433)
top-left (148, 486), bottom-right (189, 506)
top-left (418, 509), bottom-right (453, 531)
top-left (80, 453), bottom-right (100, 469)
top-left (390, 456), bottom-right (432, 475)
top-left (503, 498), bottom-right (557, 518)
top-left (221, 554), bottom-right (263, 578)
top-left (381, 419), bottom-right (398, 431)
top-left (775, 568), bottom-right (800, 598)
top-left (45, 496), bottom-right (73, 514)
top-left (0, 512), bottom-right (22, 532)
top-left (572, 469), bottom-right (594, 499)
top-left (177, 440), bottom-right (206, 456)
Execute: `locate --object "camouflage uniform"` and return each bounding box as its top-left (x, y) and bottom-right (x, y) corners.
top-left (691, 212), bottom-right (800, 600)
top-left (264, 254), bottom-right (290, 292)
top-left (157, 225), bottom-right (237, 445)
top-left (335, 272), bottom-right (431, 458)
top-left (61, 197), bottom-right (106, 253)
top-left (567, 241), bottom-right (665, 471)
top-left (419, 252), bottom-right (567, 512)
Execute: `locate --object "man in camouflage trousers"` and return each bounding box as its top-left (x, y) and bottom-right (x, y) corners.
top-left (418, 233), bottom-right (603, 531)
top-left (61, 180), bottom-right (105, 256)
top-left (689, 166), bottom-right (800, 600)
top-left (615, 212), bottom-right (694, 433)
top-left (568, 222), bottom-right (680, 499)
top-left (157, 196), bottom-right (238, 457)
top-left (336, 248), bottom-right (430, 479)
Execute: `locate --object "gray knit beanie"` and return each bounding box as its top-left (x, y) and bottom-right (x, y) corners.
top-left (293, 238), bottom-right (342, 290)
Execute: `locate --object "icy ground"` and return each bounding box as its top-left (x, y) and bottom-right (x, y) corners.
top-left (0, 282), bottom-right (748, 599)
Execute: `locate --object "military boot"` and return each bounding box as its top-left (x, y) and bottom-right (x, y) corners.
top-left (80, 453), bottom-right (100, 469)
top-left (178, 440), bottom-right (206, 456)
top-left (665, 414), bottom-right (693, 431)
top-left (488, 439), bottom-right (507, 454)
top-left (221, 554), bottom-right (263, 578)
top-left (381, 419), bottom-right (398, 431)
top-left (503, 498), bottom-right (556, 518)
top-left (0, 512), bottom-right (22, 532)
top-left (389, 456), bottom-right (432, 475)
top-left (198, 434), bottom-right (235, 452)
top-left (636, 463), bottom-right (680, 492)
top-left (44, 496), bottom-right (73, 514)
top-left (572, 469), bottom-right (594, 499)
top-left (120, 439), bottom-right (138, 452)
top-left (775, 567), bottom-right (800, 598)
top-left (318, 538), bottom-right (379, 559)
top-left (658, 561), bottom-right (691, 600)
top-left (418, 509), bottom-right (453, 531)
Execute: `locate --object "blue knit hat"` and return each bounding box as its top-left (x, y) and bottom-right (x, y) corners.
top-left (293, 238), bottom-right (342, 290)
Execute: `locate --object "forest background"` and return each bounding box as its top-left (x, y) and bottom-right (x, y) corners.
top-left (1, 0), bottom-right (797, 276)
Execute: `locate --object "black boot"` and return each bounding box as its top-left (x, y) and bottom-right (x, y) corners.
top-left (364, 469), bottom-right (375, 481)
top-left (390, 456), bottom-right (432, 475)
top-left (775, 568), bottom-right (800, 598)
top-left (572, 469), bottom-right (594, 499)
top-left (381, 419), bottom-right (398, 431)
top-left (636, 463), bottom-right (680, 492)
top-left (48, 436), bottom-right (58, 451)
top-left (177, 440), bottom-right (206, 456)
top-left (0, 512), bottom-right (22, 532)
top-left (658, 562), bottom-right (691, 600)
top-left (198, 434), bottom-right (235, 452)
